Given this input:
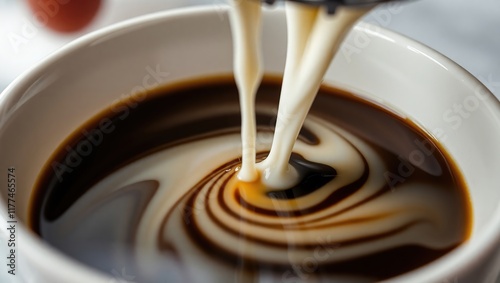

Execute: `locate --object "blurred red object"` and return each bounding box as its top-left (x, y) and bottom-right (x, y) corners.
top-left (27, 0), bottom-right (102, 33)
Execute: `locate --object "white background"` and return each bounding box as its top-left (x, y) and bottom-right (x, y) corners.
top-left (0, 0), bottom-right (499, 282)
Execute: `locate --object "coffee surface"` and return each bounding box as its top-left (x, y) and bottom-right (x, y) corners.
top-left (30, 77), bottom-right (471, 282)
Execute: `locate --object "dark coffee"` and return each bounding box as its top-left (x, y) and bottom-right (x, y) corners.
top-left (30, 76), bottom-right (471, 282)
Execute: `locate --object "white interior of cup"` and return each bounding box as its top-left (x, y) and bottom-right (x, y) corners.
top-left (0, 6), bottom-right (499, 283)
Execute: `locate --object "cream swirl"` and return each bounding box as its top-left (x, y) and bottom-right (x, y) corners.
top-left (158, 119), bottom-right (464, 272)
top-left (32, 80), bottom-right (470, 282)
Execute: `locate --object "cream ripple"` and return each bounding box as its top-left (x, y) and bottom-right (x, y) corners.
top-left (159, 118), bottom-right (459, 268)
top-left (33, 79), bottom-right (470, 282)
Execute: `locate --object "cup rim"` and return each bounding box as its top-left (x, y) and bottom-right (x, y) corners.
top-left (348, 23), bottom-right (500, 283)
top-left (1, 4), bottom-right (499, 283)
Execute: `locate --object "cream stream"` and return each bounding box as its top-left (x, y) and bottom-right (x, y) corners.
top-left (229, 1), bottom-right (372, 188)
top-left (228, 0), bottom-right (263, 181)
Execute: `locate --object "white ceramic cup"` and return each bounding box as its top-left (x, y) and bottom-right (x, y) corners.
top-left (0, 6), bottom-right (499, 283)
